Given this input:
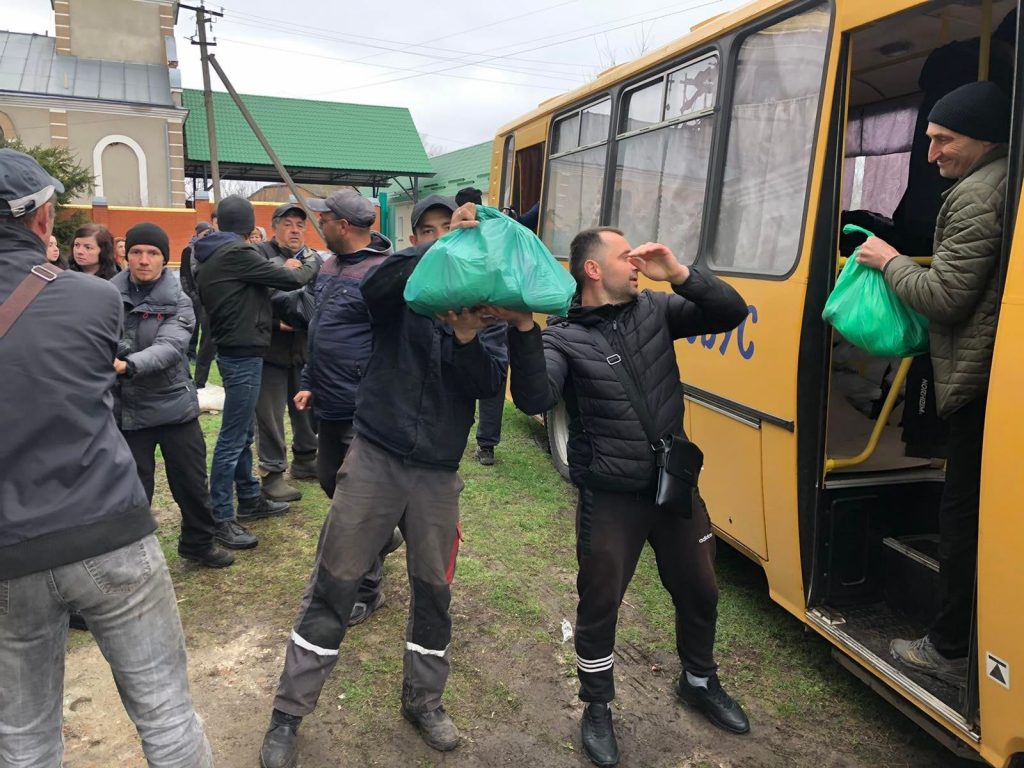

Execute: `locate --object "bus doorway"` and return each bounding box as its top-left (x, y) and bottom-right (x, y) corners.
top-left (807, 0), bottom-right (1018, 749)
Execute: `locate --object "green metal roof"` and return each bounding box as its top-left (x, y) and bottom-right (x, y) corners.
top-left (182, 89), bottom-right (434, 186)
top-left (391, 141), bottom-right (492, 203)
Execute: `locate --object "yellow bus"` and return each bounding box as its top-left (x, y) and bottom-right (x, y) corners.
top-left (491, 0), bottom-right (1024, 764)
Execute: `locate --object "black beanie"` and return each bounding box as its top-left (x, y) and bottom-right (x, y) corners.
top-left (928, 81), bottom-right (1010, 143)
top-left (215, 195), bottom-right (256, 237)
top-left (125, 222), bottom-right (170, 264)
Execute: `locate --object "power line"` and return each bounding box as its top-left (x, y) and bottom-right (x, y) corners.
top-left (312, 0), bottom-right (731, 96)
top-left (216, 1), bottom-right (588, 71)
top-left (214, 36), bottom-right (577, 91)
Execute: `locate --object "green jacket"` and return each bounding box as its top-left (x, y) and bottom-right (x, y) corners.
top-left (884, 145), bottom-right (1007, 418)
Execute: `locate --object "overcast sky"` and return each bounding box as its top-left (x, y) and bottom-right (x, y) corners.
top-left (7, 0), bottom-right (749, 154)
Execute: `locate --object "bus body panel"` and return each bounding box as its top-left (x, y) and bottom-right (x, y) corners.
top-left (976, 196), bottom-right (1024, 768)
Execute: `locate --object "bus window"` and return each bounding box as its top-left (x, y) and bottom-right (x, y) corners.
top-left (708, 4), bottom-right (831, 275)
top-left (611, 56), bottom-right (719, 264)
top-left (542, 97), bottom-right (611, 256)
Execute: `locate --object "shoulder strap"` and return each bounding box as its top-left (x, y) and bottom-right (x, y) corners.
top-left (0, 263), bottom-right (63, 340)
top-left (587, 325), bottom-right (662, 449)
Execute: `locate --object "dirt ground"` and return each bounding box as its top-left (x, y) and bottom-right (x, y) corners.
top-left (58, 414), bottom-right (975, 768)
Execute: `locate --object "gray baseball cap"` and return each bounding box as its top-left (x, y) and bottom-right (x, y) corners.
top-left (0, 148), bottom-right (65, 218)
top-left (272, 202), bottom-right (306, 223)
top-left (411, 194), bottom-right (457, 231)
top-left (306, 190), bottom-right (377, 227)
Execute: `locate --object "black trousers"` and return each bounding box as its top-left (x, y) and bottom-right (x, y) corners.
top-left (317, 418), bottom-right (383, 604)
top-left (929, 397), bottom-right (986, 658)
top-left (193, 308), bottom-right (216, 388)
top-left (121, 419), bottom-right (217, 552)
top-left (575, 485), bottom-right (719, 703)
top-left (475, 364), bottom-right (508, 449)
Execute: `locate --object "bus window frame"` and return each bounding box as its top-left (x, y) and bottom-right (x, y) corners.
top-left (547, 96), bottom-right (614, 161)
top-left (700, 0), bottom-right (836, 282)
top-left (500, 134), bottom-right (515, 210)
top-left (616, 52), bottom-right (719, 142)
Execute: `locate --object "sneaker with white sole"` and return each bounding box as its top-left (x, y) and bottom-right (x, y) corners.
top-left (890, 635), bottom-right (967, 685)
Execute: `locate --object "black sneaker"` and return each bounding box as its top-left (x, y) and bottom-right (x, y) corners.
top-left (401, 705), bottom-right (460, 752)
top-left (178, 543), bottom-right (235, 568)
top-left (581, 702), bottom-right (619, 767)
top-left (259, 709), bottom-right (302, 768)
top-left (237, 495), bottom-right (290, 521)
top-left (475, 446), bottom-right (495, 466)
top-left (677, 674), bottom-right (749, 734)
top-left (214, 520), bottom-right (258, 550)
top-left (349, 592), bottom-right (385, 627)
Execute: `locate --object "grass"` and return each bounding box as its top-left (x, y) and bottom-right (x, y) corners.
top-left (72, 399), bottom-right (956, 763)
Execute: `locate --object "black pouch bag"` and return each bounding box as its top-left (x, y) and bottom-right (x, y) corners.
top-left (589, 326), bottom-right (702, 517)
top-left (655, 435), bottom-right (704, 515)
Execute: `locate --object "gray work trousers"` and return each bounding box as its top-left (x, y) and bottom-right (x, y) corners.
top-left (273, 435), bottom-right (463, 717)
top-left (0, 535), bottom-right (213, 768)
top-left (255, 362), bottom-right (318, 474)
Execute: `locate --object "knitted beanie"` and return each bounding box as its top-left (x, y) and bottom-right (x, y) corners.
top-left (215, 195), bottom-right (256, 237)
top-left (928, 81), bottom-right (1010, 143)
top-left (125, 222), bottom-right (170, 264)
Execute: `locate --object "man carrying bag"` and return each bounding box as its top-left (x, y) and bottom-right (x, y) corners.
top-left (508, 227), bottom-right (751, 767)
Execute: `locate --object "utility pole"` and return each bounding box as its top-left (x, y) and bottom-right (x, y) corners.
top-left (183, 2), bottom-right (224, 203)
top-left (207, 54), bottom-right (324, 240)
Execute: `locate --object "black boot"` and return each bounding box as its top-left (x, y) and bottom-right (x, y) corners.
top-left (259, 709), bottom-right (302, 768)
top-left (677, 674), bottom-right (750, 734)
top-left (401, 705), bottom-right (460, 751)
top-left (237, 495), bottom-right (290, 521)
top-left (177, 542), bottom-right (235, 568)
top-left (213, 520), bottom-right (258, 550)
top-left (581, 702), bottom-right (619, 767)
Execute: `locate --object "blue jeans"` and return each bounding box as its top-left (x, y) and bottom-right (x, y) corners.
top-left (210, 354), bottom-right (263, 523)
top-left (0, 535), bottom-right (213, 767)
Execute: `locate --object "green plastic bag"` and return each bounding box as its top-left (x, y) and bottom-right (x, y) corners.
top-left (821, 224), bottom-right (930, 357)
top-left (404, 205), bottom-right (576, 317)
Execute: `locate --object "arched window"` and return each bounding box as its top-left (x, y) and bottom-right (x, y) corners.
top-left (93, 134), bottom-right (148, 206)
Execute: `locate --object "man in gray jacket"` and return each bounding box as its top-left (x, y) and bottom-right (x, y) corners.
top-left (857, 81), bottom-right (1009, 683)
top-left (113, 222), bottom-right (234, 569)
top-left (0, 149), bottom-right (213, 766)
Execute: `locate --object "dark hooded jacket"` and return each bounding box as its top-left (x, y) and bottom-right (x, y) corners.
top-left (193, 230), bottom-right (319, 357)
top-left (510, 269), bottom-right (748, 491)
top-left (0, 226), bottom-right (154, 580)
top-left (354, 242), bottom-right (508, 470)
top-left (111, 268), bottom-right (200, 431)
top-left (301, 232), bottom-right (392, 421)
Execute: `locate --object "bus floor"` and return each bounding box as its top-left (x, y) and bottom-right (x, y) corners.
top-left (823, 600), bottom-right (963, 711)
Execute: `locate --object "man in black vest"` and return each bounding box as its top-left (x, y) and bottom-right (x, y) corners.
top-left (509, 227), bottom-right (751, 767)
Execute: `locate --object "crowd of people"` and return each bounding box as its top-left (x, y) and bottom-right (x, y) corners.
top-left (0, 76), bottom-right (1006, 768)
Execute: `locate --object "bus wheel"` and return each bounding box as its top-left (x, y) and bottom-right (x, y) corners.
top-left (546, 401), bottom-right (571, 482)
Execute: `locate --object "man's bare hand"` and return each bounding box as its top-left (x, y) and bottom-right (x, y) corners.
top-left (280, 322), bottom-right (294, 332)
top-left (283, 257), bottom-right (302, 270)
top-left (438, 307), bottom-right (495, 344)
top-left (855, 236), bottom-right (900, 271)
top-left (450, 203), bottom-right (479, 231)
top-left (627, 242), bottom-right (689, 285)
top-left (481, 305), bottom-right (535, 333)
top-left (113, 358), bottom-right (128, 375)
top-left (294, 390), bottom-right (313, 411)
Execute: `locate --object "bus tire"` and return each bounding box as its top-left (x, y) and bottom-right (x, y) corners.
top-left (546, 401), bottom-right (572, 482)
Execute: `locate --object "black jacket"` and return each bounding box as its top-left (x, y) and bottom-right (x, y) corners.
top-left (193, 231), bottom-right (319, 358)
top-left (0, 226), bottom-right (154, 579)
top-left (301, 233), bottom-right (392, 421)
top-left (112, 268), bottom-right (200, 431)
top-left (354, 243), bottom-right (508, 470)
top-left (510, 268), bottom-right (748, 491)
top-left (257, 240), bottom-right (322, 368)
